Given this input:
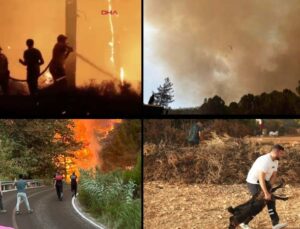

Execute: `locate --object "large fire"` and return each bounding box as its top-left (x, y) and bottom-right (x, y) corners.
top-left (64, 119), bottom-right (121, 182)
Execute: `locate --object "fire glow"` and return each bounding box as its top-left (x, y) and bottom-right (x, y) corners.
top-left (120, 67), bottom-right (125, 85)
top-left (44, 71), bottom-right (54, 85)
top-left (64, 119), bottom-right (122, 182)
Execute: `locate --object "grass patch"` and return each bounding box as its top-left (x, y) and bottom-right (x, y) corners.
top-left (78, 156), bottom-right (141, 229)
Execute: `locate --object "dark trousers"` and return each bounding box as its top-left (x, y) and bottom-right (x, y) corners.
top-left (245, 182), bottom-right (279, 226)
top-left (27, 68), bottom-right (39, 96)
top-left (0, 192), bottom-right (4, 210)
top-left (71, 182), bottom-right (77, 197)
top-left (55, 184), bottom-right (63, 200)
top-left (27, 78), bottom-right (38, 96)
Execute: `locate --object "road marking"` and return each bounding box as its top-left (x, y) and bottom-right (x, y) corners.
top-left (11, 188), bottom-right (52, 229)
top-left (71, 195), bottom-right (106, 229)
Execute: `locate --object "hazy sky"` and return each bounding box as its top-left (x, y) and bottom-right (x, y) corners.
top-left (144, 0), bottom-right (300, 108)
top-left (0, 0), bottom-right (140, 89)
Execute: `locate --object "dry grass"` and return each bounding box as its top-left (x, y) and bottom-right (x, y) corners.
top-left (144, 181), bottom-right (300, 229)
top-left (144, 134), bottom-right (300, 184)
top-left (144, 134), bottom-right (300, 229)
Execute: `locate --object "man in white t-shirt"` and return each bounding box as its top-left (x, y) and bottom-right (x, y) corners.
top-left (240, 144), bottom-right (287, 229)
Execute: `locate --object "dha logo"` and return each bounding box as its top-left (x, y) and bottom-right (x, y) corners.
top-left (101, 10), bottom-right (118, 15)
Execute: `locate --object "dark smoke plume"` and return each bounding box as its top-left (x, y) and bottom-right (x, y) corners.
top-left (145, 0), bottom-right (300, 105)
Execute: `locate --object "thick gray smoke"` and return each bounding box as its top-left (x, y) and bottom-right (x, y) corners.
top-left (145, 0), bottom-right (300, 105)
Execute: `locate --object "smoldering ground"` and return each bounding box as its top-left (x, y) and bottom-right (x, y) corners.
top-left (145, 0), bottom-right (300, 106)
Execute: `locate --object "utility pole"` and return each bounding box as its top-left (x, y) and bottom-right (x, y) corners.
top-left (66, 0), bottom-right (77, 89)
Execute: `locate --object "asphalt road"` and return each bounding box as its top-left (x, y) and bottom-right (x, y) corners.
top-left (0, 186), bottom-right (96, 229)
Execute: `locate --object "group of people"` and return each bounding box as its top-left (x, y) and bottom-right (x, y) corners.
top-left (0, 172), bottom-right (78, 214)
top-left (53, 171), bottom-right (78, 201)
top-left (0, 34), bottom-right (73, 95)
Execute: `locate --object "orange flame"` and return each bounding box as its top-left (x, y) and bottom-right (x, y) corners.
top-left (120, 67), bottom-right (125, 85)
top-left (64, 119), bottom-right (122, 182)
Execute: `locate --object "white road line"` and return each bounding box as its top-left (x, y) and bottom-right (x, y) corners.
top-left (71, 195), bottom-right (106, 229)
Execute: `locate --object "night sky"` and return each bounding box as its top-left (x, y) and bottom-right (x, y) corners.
top-left (0, 0), bottom-right (140, 89)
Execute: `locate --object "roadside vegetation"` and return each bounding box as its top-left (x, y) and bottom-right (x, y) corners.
top-left (79, 155), bottom-right (141, 229)
top-left (78, 120), bottom-right (141, 229)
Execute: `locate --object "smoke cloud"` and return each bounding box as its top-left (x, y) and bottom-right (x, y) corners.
top-left (145, 0), bottom-right (300, 106)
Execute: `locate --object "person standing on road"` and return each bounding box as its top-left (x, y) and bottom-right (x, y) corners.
top-left (239, 144), bottom-right (287, 229)
top-left (54, 172), bottom-right (64, 201)
top-left (187, 121), bottom-right (204, 146)
top-left (70, 172), bottom-right (78, 198)
top-left (14, 174), bottom-right (33, 215)
top-left (0, 180), bottom-right (7, 213)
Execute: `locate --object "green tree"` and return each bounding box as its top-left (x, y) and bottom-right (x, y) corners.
top-left (154, 77), bottom-right (175, 108)
top-left (0, 119), bottom-right (82, 179)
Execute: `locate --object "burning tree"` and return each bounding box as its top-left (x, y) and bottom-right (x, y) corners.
top-left (154, 77), bottom-right (174, 108)
top-left (99, 120), bottom-right (141, 171)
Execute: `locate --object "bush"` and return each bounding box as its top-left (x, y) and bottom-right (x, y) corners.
top-left (123, 154), bottom-right (141, 186)
top-left (79, 169), bottom-right (141, 229)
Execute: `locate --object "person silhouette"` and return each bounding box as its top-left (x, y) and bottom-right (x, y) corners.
top-left (148, 92), bottom-right (155, 105)
top-left (49, 34), bottom-right (73, 84)
top-left (0, 47), bottom-right (9, 95)
top-left (19, 39), bottom-right (44, 96)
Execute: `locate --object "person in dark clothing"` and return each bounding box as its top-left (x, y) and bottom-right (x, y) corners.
top-left (148, 92), bottom-right (156, 105)
top-left (49, 34), bottom-right (73, 82)
top-left (19, 39), bottom-right (44, 96)
top-left (70, 172), bottom-right (78, 197)
top-left (53, 172), bottom-right (64, 201)
top-left (187, 121), bottom-right (204, 146)
top-left (0, 47), bottom-right (9, 95)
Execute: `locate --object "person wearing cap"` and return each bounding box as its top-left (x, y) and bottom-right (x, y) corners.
top-left (239, 144), bottom-right (287, 229)
top-left (19, 39), bottom-right (44, 96)
top-left (49, 34), bottom-right (73, 83)
top-left (0, 47), bottom-right (10, 95)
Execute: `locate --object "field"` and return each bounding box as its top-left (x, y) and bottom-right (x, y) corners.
top-left (144, 135), bottom-right (300, 229)
top-left (144, 182), bottom-right (300, 229)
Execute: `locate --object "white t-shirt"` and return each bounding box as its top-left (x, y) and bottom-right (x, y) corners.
top-left (246, 153), bottom-right (278, 184)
